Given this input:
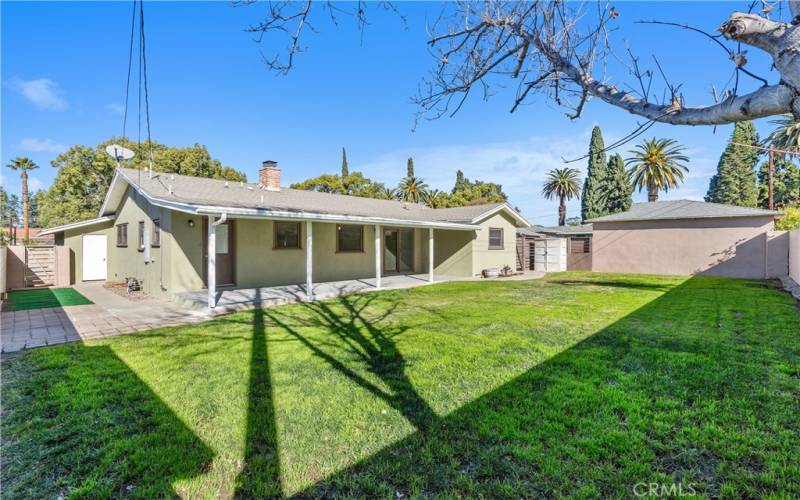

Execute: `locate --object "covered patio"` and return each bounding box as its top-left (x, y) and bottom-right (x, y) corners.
top-left (175, 273), bottom-right (464, 313)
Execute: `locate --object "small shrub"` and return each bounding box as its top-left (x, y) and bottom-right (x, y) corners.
top-left (776, 206), bottom-right (800, 230)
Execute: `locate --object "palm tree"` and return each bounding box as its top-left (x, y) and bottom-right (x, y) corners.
top-left (541, 168), bottom-right (581, 226)
top-left (394, 175), bottom-right (430, 204)
top-left (5, 157), bottom-right (39, 241)
top-left (766, 114), bottom-right (800, 151)
top-left (626, 138), bottom-right (689, 202)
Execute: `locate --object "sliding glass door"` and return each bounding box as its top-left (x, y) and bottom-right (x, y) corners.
top-left (384, 229), bottom-right (414, 273)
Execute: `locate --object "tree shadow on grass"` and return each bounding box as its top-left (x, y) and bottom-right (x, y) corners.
top-left (0, 344), bottom-right (214, 498)
top-left (295, 277), bottom-right (800, 498)
top-left (234, 288), bottom-right (282, 498)
top-left (262, 292), bottom-right (438, 433)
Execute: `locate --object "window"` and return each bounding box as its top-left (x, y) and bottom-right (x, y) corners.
top-left (138, 221), bottom-right (145, 251)
top-left (570, 237), bottom-right (591, 254)
top-left (274, 222), bottom-right (301, 249)
top-left (116, 223), bottom-right (128, 247)
top-left (337, 224), bottom-right (363, 253)
top-left (488, 227), bottom-right (504, 250)
top-left (151, 219), bottom-right (161, 247)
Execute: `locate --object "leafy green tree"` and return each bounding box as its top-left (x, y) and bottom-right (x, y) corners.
top-left (38, 138), bottom-right (245, 228)
top-left (542, 167), bottom-right (581, 226)
top-left (581, 126), bottom-right (608, 221)
top-left (341, 147), bottom-right (349, 177)
top-left (705, 121), bottom-right (760, 207)
top-left (603, 153), bottom-right (633, 213)
top-left (565, 216), bottom-right (582, 226)
top-left (449, 171), bottom-right (507, 206)
top-left (394, 175), bottom-right (430, 204)
top-left (776, 206), bottom-right (800, 230)
top-left (291, 172), bottom-right (390, 199)
top-left (28, 189), bottom-right (45, 228)
top-left (626, 138), bottom-right (689, 202)
top-left (406, 157), bottom-right (415, 178)
top-left (0, 187), bottom-right (21, 228)
top-left (5, 157), bottom-right (39, 240)
top-left (757, 156), bottom-right (800, 209)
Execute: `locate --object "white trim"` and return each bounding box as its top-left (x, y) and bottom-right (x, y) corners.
top-left (470, 203), bottom-right (531, 228)
top-left (428, 227), bottom-right (434, 283)
top-left (306, 221), bottom-right (313, 300)
top-left (39, 216), bottom-right (116, 236)
top-left (98, 171), bottom-right (121, 216)
top-left (374, 224), bottom-right (381, 289)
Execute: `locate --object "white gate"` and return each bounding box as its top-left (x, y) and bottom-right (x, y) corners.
top-left (24, 245), bottom-right (56, 287)
top-left (532, 238), bottom-right (567, 272)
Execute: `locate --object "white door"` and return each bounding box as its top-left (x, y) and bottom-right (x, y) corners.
top-left (82, 234), bottom-right (107, 281)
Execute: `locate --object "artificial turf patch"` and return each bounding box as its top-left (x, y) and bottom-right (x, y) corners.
top-left (3, 288), bottom-right (93, 312)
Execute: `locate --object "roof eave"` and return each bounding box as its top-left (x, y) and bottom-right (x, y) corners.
top-left (470, 203), bottom-right (531, 227)
top-left (39, 215), bottom-right (116, 236)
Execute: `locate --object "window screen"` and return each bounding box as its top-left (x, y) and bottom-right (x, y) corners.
top-left (152, 219), bottom-right (161, 247)
top-left (570, 237), bottom-right (590, 254)
top-left (138, 221), bottom-right (145, 250)
top-left (275, 222), bottom-right (301, 249)
top-left (337, 225), bottom-right (363, 252)
top-left (488, 228), bottom-right (504, 249)
top-left (116, 223), bottom-right (128, 247)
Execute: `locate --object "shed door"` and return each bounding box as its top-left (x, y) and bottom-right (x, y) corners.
top-left (82, 234), bottom-right (107, 281)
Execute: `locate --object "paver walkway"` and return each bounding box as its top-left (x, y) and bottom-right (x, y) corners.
top-left (1, 283), bottom-right (211, 353)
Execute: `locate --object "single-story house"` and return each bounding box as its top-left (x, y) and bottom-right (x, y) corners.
top-left (587, 200), bottom-right (787, 279)
top-left (517, 224), bottom-right (593, 271)
top-left (40, 162), bottom-right (530, 307)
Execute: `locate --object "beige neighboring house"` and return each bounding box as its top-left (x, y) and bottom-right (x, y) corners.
top-left (40, 162), bottom-right (529, 308)
top-left (587, 200), bottom-right (787, 279)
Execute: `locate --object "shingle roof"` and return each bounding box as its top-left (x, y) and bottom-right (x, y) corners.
top-left (586, 200), bottom-right (781, 223)
top-left (525, 224), bottom-right (593, 236)
top-left (113, 168), bottom-right (524, 227)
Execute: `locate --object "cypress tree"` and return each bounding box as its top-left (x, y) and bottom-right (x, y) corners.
top-left (341, 147), bottom-right (349, 177)
top-left (407, 157), bottom-right (415, 178)
top-left (581, 126), bottom-right (609, 221)
top-left (705, 121), bottom-right (760, 207)
top-left (604, 153), bottom-right (633, 213)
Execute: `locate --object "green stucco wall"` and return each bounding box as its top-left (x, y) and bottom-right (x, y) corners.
top-left (60, 193), bottom-right (518, 298)
top-left (470, 211), bottom-right (518, 275)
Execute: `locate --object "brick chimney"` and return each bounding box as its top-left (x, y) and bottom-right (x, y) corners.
top-left (259, 160), bottom-right (281, 191)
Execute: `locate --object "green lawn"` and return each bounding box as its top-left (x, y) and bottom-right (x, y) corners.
top-left (2, 273), bottom-right (799, 498)
top-left (3, 287), bottom-right (93, 312)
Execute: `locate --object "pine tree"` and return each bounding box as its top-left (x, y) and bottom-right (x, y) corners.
top-left (581, 126), bottom-right (608, 220)
top-left (407, 157), bottom-right (415, 178)
top-left (454, 170), bottom-right (469, 192)
top-left (603, 153), bottom-right (632, 213)
top-left (705, 121), bottom-right (760, 207)
top-left (341, 147), bottom-right (349, 177)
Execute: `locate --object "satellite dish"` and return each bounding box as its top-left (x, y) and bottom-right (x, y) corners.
top-left (105, 144), bottom-right (135, 161)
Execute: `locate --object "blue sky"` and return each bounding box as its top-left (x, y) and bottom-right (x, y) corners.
top-left (1, 1), bottom-right (783, 225)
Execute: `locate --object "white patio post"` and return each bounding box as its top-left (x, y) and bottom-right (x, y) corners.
top-left (306, 221), bottom-right (313, 301)
top-left (375, 224), bottom-right (381, 289)
top-left (428, 227), bottom-right (434, 283)
top-left (207, 215), bottom-right (216, 309)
